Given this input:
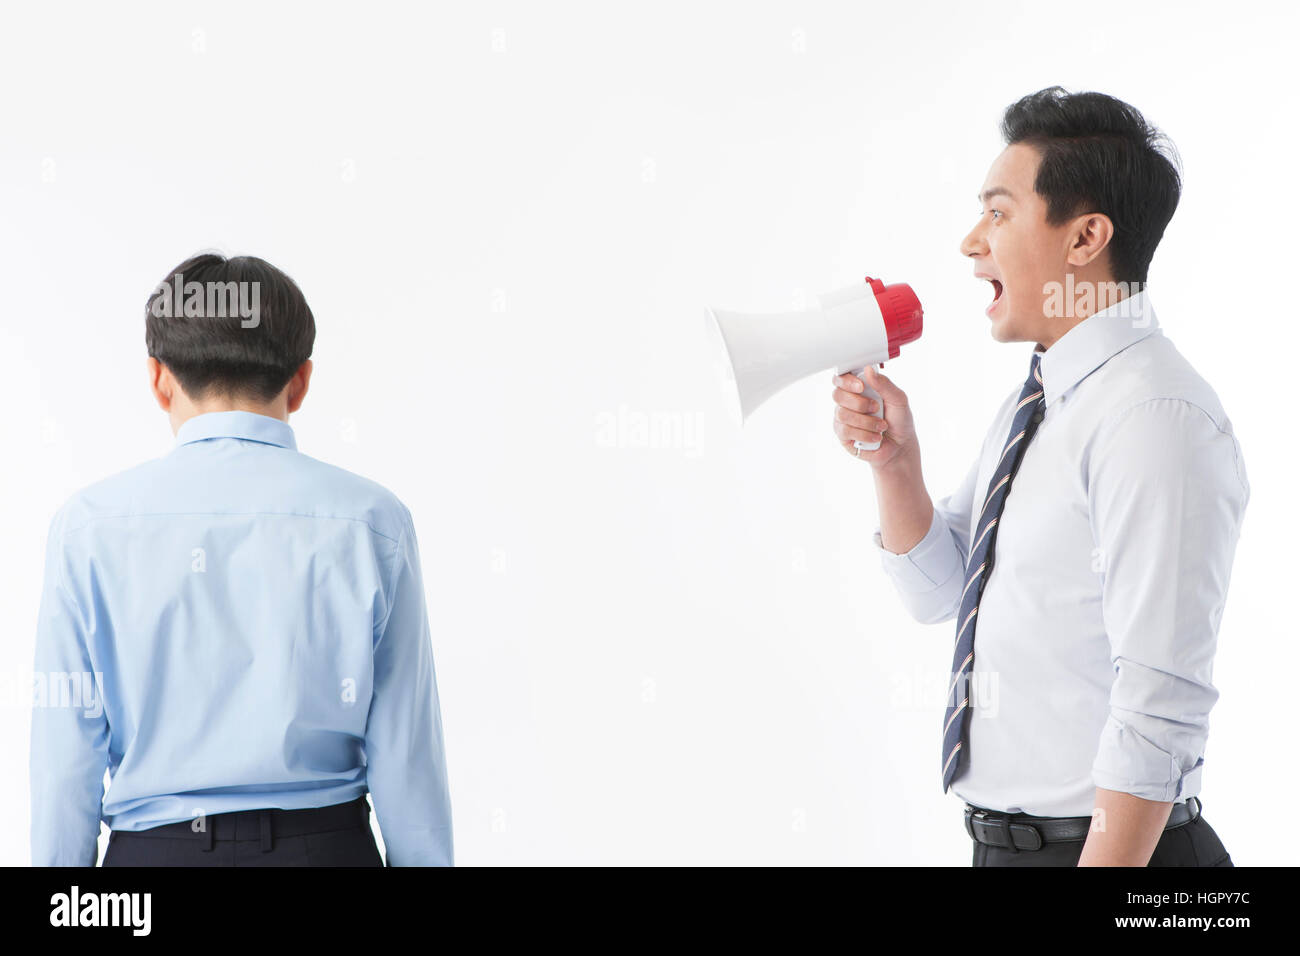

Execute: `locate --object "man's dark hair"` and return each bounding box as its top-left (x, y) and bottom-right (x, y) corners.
top-left (1000, 86), bottom-right (1182, 285)
top-left (145, 253), bottom-right (316, 402)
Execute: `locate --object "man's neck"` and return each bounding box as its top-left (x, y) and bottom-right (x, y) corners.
top-left (1035, 271), bottom-right (1131, 352)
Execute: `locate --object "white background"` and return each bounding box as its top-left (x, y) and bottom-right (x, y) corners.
top-left (1, 0), bottom-right (1294, 865)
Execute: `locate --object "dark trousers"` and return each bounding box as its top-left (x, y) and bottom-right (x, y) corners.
top-left (102, 795), bottom-right (384, 867)
top-left (971, 802), bottom-right (1234, 867)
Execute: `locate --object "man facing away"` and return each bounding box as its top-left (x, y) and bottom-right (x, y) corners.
top-left (31, 252), bottom-right (453, 866)
top-left (832, 87), bottom-right (1248, 866)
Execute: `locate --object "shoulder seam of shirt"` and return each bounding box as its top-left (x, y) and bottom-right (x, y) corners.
top-left (373, 518), bottom-right (411, 640)
top-left (59, 510), bottom-right (403, 544)
top-left (1097, 396), bottom-right (1249, 498)
top-left (48, 511), bottom-right (79, 620)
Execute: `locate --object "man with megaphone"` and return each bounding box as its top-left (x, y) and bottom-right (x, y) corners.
top-left (833, 87), bottom-right (1249, 867)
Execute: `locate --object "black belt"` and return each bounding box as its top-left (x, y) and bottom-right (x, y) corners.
top-left (964, 796), bottom-right (1201, 852)
top-left (108, 795), bottom-right (371, 853)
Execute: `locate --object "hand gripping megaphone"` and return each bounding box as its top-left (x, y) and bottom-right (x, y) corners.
top-left (706, 276), bottom-right (923, 450)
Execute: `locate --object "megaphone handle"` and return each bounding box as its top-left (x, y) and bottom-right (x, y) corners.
top-left (853, 370), bottom-right (883, 452)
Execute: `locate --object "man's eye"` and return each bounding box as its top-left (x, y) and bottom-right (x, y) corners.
top-left (989, 209), bottom-right (1003, 220)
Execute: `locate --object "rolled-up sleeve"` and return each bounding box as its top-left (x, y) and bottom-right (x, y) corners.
top-left (869, 450), bottom-right (980, 626)
top-left (1087, 398), bottom-right (1249, 801)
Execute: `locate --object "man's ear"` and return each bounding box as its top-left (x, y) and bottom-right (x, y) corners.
top-left (286, 359), bottom-right (313, 415)
top-left (147, 357), bottom-right (173, 412)
top-left (1065, 211), bottom-right (1115, 270)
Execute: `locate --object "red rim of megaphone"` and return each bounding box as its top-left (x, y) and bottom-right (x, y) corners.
top-left (865, 276), bottom-right (924, 362)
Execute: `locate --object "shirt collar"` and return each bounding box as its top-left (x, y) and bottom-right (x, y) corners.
top-left (1035, 287), bottom-right (1160, 408)
top-left (174, 410), bottom-right (298, 451)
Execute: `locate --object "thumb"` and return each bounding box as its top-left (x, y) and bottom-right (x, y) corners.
top-left (862, 364), bottom-right (905, 401)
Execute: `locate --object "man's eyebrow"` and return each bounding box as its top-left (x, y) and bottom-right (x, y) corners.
top-left (978, 187), bottom-right (1016, 203)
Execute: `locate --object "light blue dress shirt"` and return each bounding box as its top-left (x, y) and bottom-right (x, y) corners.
top-left (31, 410), bottom-right (453, 866)
top-left (871, 290), bottom-right (1250, 816)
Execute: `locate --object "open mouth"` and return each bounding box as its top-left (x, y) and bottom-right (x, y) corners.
top-left (988, 279), bottom-right (1003, 304)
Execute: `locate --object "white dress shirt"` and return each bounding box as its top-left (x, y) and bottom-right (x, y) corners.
top-left (871, 289), bottom-right (1250, 817)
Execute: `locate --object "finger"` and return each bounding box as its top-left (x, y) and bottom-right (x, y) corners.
top-left (834, 420), bottom-right (888, 445)
top-left (842, 437), bottom-right (880, 460)
top-left (832, 372), bottom-right (864, 394)
top-left (834, 407), bottom-right (887, 433)
top-left (862, 365), bottom-right (906, 402)
top-left (832, 386), bottom-right (878, 414)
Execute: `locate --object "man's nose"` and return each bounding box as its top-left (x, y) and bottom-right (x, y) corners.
top-left (960, 222), bottom-right (987, 259)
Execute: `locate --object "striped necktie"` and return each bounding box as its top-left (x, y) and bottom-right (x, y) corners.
top-left (942, 349), bottom-right (1046, 793)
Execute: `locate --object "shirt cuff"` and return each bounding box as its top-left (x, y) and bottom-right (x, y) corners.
top-left (870, 506), bottom-right (964, 596)
top-left (1091, 714), bottom-right (1205, 802)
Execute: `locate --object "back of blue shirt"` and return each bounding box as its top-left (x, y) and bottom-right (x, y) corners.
top-left (30, 410), bottom-right (453, 866)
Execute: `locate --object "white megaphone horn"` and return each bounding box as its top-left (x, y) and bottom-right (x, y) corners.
top-left (706, 276), bottom-right (924, 450)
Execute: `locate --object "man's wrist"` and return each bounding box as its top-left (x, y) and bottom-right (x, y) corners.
top-left (871, 451), bottom-right (932, 555)
top-left (871, 448), bottom-right (923, 486)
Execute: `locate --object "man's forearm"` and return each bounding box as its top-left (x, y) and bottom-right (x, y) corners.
top-left (1077, 787), bottom-right (1173, 866)
top-left (872, 453), bottom-right (934, 554)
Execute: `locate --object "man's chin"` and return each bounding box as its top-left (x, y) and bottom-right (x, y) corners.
top-left (989, 317), bottom-right (1030, 346)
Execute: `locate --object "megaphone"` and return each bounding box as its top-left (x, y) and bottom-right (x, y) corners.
top-left (706, 276), bottom-right (924, 450)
